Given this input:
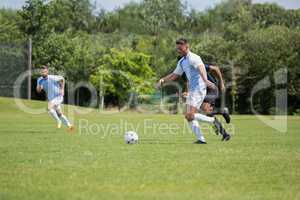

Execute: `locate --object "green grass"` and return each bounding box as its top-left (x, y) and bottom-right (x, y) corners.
top-left (0, 97), bottom-right (299, 200)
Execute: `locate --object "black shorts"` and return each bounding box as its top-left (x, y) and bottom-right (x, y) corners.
top-left (204, 88), bottom-right (219, 105)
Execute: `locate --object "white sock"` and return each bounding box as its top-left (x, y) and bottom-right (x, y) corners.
top-left (60, 114), bottom-right (71, 127)
top-left (189, 120), bottom-right (206, 142)
top-left (49, 109), bottom-right (61, 124)
top-left (194, 113), bottom-right (215, 123)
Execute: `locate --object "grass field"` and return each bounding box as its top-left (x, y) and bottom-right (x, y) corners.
top-left (0, 97), bottom-right (299, 200)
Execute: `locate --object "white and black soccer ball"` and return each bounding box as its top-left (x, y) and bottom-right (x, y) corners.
top-left (124, 131), bottom-right (139, 144)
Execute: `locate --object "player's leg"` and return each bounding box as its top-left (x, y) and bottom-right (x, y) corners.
top-left (55, 105), bottom-right (70, 127)
top-left (191, 106), bottom-right (231, 140)
top-left (201, 102), bottom-right (214, 116)
top-left (55, 101), bottom-right (74, 131)
top-left (214, 117), bottom-right (231, 141)
top-left (56, 109), bottom-right (62, 129)
top-left (185, 105), bottom-right (207, 144)
top-left (191, 91), bottom-right (231, 141)
top-left (48, 101), bottom-right (62, 125)
top-left (202, 88), bottom-right (218, 118)
top-left (208, 88), bottom-right (231, 123)
top-left (211, 108), bottom-right (231, 124)
top-left (193, 104), bottom-right (215, 123)
top-left (201, 101), bottom-right (230, 140)
top-left (187, 90), bottom-right (215, 123)
top-left (201, 101), bottom-right (221, 135)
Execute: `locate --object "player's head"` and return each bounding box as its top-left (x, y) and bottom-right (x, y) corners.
top-left (176, 38), bottom-right (189, 56)
top-left (40, 65), bottom-right (49, 78)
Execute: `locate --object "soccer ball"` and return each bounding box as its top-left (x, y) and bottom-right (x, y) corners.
top-left (124, 131), bottom-right (139, 144)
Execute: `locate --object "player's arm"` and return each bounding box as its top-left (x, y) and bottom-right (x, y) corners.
top-left (156, 62), bottom-right (183, 89)
top-left (52, 75), bottom-right (65, 95)
top-left (36, 78), bottom-right (43, 93)
top-left (185, 81), bottom-right (189, 92)
top-left (157, 73), bottom-right (180, 86)
top-left (198, 63), bottom-right (217, 90)
top-left (209, 65), bottom-right (225, 92)
top-left (58, 77), bottom-right (65, 96)
top-left (156, 73), bottom-right (180, 89)
top-left (36, 85), bottom-right (42, 93)
top-left (182, 81), bottom-right (189, 98)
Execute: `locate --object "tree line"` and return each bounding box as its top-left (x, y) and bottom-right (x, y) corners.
top-left (0, 0), bottom-right (299, 114)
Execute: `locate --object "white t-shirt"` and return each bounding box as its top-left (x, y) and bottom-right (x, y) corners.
top-left (173, 51), bottom-right (206, 92)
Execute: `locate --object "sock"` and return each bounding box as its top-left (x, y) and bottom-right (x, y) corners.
top-left (194, 113), bottom-right (215, 123)
top-left (211, 111), bottom-right (219, 115)
top-left (60, 114), bottom-right (71, 127)
top-left (189, 120), bottom-right (206, 142)
top-left (48, 109), bottom-right (61, 124)
top-left (212, 107), bottom-right (229, 115)
top-left (207, 113), bottom-right (215, 117)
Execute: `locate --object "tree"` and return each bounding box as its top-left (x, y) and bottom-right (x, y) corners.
top-left (33, 31), bottom-right (97, 81)
top-left (238, 26), bottom-right (299, 114)
top-left (90, 48), bottom-right (155, 108)
top-left (18, 0), bottom-right (47, 38)
top-left (0, 9), bottom-right (23, 43)
top-left (0, 9), bottom-right (26, 98)
top-left (46, 0), bottom-right (95, 33)
top-left (19, 0), bottom-right (95, 39)
top-left (96, 0), bottom-right (186, 35)
top-left (252, 3), bottom-right (300, 28)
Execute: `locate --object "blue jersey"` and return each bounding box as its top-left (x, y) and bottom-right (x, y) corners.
top-left (37, 75), bottom-right (64, 101)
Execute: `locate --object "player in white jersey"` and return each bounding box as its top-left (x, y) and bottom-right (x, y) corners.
top-left (156, 38), bottom-right (230, 144)
top-left (36, 66), bottom-right (74, 132)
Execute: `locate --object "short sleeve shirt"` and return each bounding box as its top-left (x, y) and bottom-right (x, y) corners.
top-left (37, 75), bottom-right (63, 101)
top-left (173, 51), bottom-right (206, 91)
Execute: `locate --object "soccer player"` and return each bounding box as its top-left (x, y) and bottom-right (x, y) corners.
top-left (36, 66), bottom-right (74, 131)
top-left (183, 63), bottom-right (231, 123)
top-left (156, 38), bottom-right (230, 144)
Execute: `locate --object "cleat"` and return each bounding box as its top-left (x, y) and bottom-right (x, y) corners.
top-left (222, 107), bottom-right (231, 124)
top-left (222, 133), bottom-right (231, 141)
top-left (57, 122), bottom-right (62, 129)
top-left (194, 140), bottom-right (207, 144)
top-left (67, 125), bottom-right (74, 133)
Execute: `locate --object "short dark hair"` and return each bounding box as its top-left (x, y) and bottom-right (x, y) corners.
top-left (176, 38), bottom-right (188, 45)
top-left (41, 65), bottom-right (48, 70)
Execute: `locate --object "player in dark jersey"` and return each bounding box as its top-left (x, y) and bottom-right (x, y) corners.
top-left (202, 64), bottom-right (230, 123)
top-left (182, 63), bottom-right (231, 123)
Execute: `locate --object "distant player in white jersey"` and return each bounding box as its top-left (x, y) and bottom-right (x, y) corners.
top-left (36, 66), bottom-right (74, 131)
top-left (157, 38), bottom-right (230, 144)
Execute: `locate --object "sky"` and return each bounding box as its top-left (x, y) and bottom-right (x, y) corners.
top-left (1, 0), bottom-right (300, 11)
